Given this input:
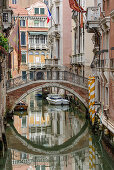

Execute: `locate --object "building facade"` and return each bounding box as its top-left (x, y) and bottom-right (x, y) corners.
top-left (9, 0), bottom-right (45, 8)
top-left (9, 1), bottom-right (49, 78)
top-left (70, 0), bottom-right (94, 78)
top-left (0, 0), bottom-right (12, 153)
top-left (86, 0), bottom-right (114, 137)
top-left (47, 0), bottom-right (72, 70)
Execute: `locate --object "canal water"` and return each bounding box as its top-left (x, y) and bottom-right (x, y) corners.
top-left (1, 91), bottom-right (114, 170)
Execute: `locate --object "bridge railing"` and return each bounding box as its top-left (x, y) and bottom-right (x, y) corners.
top-left (6, 71), bottom-right (88, 90)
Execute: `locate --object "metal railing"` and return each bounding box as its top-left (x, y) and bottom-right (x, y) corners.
top-left (6, 70), bottom-right (88, 90)
top-left (29, 44), bottom-right (48, 50)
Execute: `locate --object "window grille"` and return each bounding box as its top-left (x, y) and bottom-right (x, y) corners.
top-left (3, 13), bottom-right (8, 22)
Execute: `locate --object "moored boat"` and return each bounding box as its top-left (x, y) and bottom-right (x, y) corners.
top-left (46, 94), bottom-right (69, 105)
top-left (14, 101), bottom-right (28, 111)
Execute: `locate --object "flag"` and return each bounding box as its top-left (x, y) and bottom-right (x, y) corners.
top-left (69, 0), bottom-right (86, 13)
top-left (80, 13), bottom-right (83, 28)
top-left (9, 18), bottom-right (21, 72)
top-left (47, 7), bottom-right (52, 23)
top-left (69, 0), bottom-right (86, 28)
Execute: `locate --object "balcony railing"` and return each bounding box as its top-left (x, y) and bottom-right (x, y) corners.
top-left (96, 59), bottom-right (104, 68)
top-left (86, 7), bottom-right (100, 33)
top-left (28, 44), bottom-right (48, 50)
top-left (70, 53), bottom-right (84, 65)
top-left (45, 58), bottom-right (58, 67)
top-left (28, 63), bottom-right (45, 69)
top-left (6, 70), bottom-right (88, 90)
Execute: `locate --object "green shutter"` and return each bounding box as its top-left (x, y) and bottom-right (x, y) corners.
top-left (40, 8), bottom-right (44, 14)
top-left (35, 8), bottom-right (39, 14)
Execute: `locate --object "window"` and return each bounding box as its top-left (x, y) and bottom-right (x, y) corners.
top-left (35, 36), bottom-right (39, 44)
top-left (40, 20), bottom-right (45, 27)
top-left (21, 116), bottom-right (27, 127)
top-left (40, 35), bottom-right (45, 44)
top-left (20, 20), bottom-right (26, 27)
top-left (35, 8), bottom-right (39, 14)
top-left (29, 51), bottom-right (33, 55)
top-left (22, 71), bottom-right (26, 80)
top-left (34, 20), bottom-right (39, 27)
top-left (41, 52), bottom-right (45, 56)
top-left (35, 52), bottom-right (39, 55)
top-left (56, 39), bottom-right (60, 59)
top-left (29, 35), bottom-right (34, 44)
top-left (12, 0), bottom-right (16, 4)
top-left (21, 153), bottom-right (27, 159)
top-left (21, 52), bottom-right (26, 64)
top-left (35, 8), bottom-right (45, 14)
top-left (56, 7), bottom-right (59, 24)
top-left (40, 8), bottom-right (45, 14)
top-left (30, 100), bottom-right (34, 108)
top-left (3, 13), bottom-right (8, 22)
top-left (30, 71), bottom-right (34, 80)
top-left (21, 32), bottom-right (26, 46)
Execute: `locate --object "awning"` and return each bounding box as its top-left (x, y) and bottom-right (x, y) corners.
top-left (29, 32), bottom-right (48, 36)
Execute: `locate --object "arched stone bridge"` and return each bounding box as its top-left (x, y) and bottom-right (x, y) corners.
top-left (6, 70), bottom-right (88, 111)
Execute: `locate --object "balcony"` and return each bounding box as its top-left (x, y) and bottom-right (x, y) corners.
top-left (45, 58), bottom-right (59, 68)
top-left (86, 7), bottom-right (100, 33)
top-left (28, 44), bottom-right (48, 50)
top-left (70, 53), bottom-right (84, 66)
top-left (2, 9), bottom-right (13, 30)
top-left (28, 63), bottom-right (45, 69)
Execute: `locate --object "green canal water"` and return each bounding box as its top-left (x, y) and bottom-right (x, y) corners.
top-left (0, 91), bottom-right (114, 170)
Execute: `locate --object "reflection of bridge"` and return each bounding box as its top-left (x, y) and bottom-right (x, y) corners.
top-left (6, 121), bottom-right (88, 156)
top-left (6, 70), bottom-right (88, 111)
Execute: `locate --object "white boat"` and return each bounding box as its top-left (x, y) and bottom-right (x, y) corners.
top-left (46, 94), bottom-right (69, 105)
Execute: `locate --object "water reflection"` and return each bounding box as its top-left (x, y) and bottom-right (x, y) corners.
top-left (13, 91), bottom-right (85, 147)
top-left (4, 91), bottom-right (114, 170)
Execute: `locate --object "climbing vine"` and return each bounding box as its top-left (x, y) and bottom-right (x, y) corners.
top-left (0, 33), bottom-right (9, 52)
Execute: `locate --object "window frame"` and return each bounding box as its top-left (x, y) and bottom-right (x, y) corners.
top-left (21, 52), bottom-right (27, 64)
top-left (21, 31), bottom-right (26, 46)
top-left (34, 8), bottom-right (45, 15)
top-left (20, 19), bottom-right (26, 27)
top-left (40, 8), bottom-right (45, 14)
top-left (35, 8), bottom-right (39, 14)
top-left (22, 71), bottom-right (27, 80)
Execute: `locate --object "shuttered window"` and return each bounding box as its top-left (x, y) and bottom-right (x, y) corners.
top-left (35, 8), bottom-right (39, 14)
top-left (21, 32), bottom-right (26, 46)
top-left (40, 8), bottom-right (45, 14)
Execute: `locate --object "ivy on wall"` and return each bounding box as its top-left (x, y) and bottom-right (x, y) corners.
top-left (0, 33), bottom-right (8, 52)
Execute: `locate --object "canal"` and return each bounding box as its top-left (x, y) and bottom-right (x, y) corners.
top-left (1, 90), bottom-right (114, 170)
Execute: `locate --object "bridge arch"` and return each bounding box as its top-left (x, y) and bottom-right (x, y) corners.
top-left (7, 82), bottom-right (88, 112)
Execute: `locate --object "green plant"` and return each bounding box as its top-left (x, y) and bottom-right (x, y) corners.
top-left (0, 33), bottom-right (9, 52)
